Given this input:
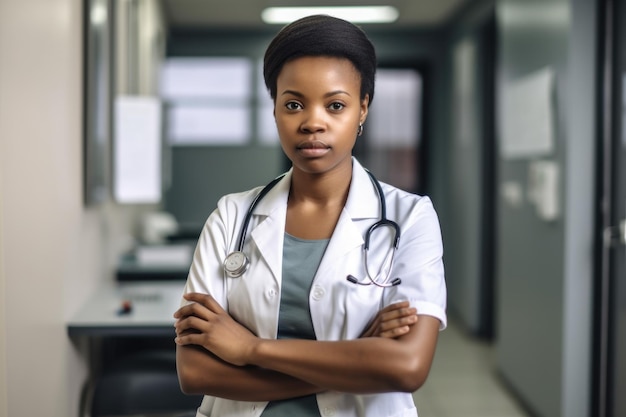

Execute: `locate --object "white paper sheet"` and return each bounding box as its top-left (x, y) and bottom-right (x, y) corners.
top-left (499, 67), bottom-right (556, 159)
top-left (114, 96), bottom-right (162, 203)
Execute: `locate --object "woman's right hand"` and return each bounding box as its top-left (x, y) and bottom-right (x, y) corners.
top-left (360, 301), bottom-right (418, 339)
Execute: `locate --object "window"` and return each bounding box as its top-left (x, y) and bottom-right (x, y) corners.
top-left (358, 68), bottom-right (423, 192)
top-left (160, 57), bottom-right (258, 145)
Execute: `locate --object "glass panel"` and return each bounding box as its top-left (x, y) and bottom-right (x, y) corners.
top-left (367, 69), bottom-right (422, 148)
top-left (160, 57), bottom-right (254, 146)
top-left (258, 96), bottom-right (278, 145)
top-left (359, 69), bottom-right (422, 193)
top-left (160, 57), bottom-right (252, 99)
top-left (167, 104), bottom-right (250, 145)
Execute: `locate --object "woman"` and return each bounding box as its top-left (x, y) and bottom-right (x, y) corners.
top-left (174, 14), bottom-right (446, 417)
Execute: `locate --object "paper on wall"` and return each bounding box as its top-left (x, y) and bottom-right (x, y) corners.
top-left (114, 96), bottom-right (162, 203)
top-left (499, 67), bottom-right (556, 159)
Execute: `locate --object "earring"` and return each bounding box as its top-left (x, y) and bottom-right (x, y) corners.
top-left (357, 123), bottom-right (364, 136)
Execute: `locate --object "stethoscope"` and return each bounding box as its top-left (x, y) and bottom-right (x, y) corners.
top-left (223, 169), bottom-right (402, 287)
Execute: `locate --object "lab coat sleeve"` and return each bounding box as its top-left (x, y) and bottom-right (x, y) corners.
top-left (385, 196), bottom-right (447, 330)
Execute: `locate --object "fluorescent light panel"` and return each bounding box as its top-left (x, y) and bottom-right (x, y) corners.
top-left (261, 6), bottom-right (399, 24)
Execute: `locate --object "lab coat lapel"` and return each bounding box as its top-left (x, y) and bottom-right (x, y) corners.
top-left (245, 160), bottom-right (380, 285)
top-left (248, 172), bottom-right (291, 284)
top-left (316, 159), bottom-right (380, 279)
top-left (316, 210), bottom-right (364, 276)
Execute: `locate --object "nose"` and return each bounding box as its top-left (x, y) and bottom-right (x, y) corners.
top-left (299, 108), bottom-right (326, 133)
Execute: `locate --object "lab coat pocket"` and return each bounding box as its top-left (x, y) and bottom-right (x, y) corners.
top-left (330, 276), bottom-right (386, 339)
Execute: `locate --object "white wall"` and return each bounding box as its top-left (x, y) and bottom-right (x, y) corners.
top-left (0, 157), bottom-right (7, 417)
top-left (0, 0), bottom-right (140, 415)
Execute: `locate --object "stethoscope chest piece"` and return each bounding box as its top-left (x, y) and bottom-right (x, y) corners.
top-left (223, 251), bottom-right (249, 278)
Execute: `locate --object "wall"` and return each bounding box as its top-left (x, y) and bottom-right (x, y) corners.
top-left (560, 1), bottom-right (597, 415)
top-left (439, 0), bottom-right (496, 337)
top-left (0, 161), bottom-right (6, 417)
top-left (495, 0), bottom-right (596, 416)
top-left (0, 0), bottom-right (86, 414)
top-left (0, 0), bottom-right (141, 415)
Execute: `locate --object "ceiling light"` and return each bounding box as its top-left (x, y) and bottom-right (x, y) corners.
top-left (261, 6), bottom-right (399, 24)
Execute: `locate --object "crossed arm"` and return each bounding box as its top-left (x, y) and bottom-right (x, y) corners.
top-left (174, 292), bottom-right (440, 401)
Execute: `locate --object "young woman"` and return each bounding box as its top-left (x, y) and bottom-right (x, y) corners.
top-left (174, 14), bottom-right (446, 417)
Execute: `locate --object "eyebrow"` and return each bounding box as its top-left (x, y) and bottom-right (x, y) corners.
top-left (280, 89), bottom-right (352, 98)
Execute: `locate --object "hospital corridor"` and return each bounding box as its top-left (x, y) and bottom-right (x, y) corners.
top-left (1, 0), bottom-right (626, 416)
top-left (414, 319), bottom-right (530, 417)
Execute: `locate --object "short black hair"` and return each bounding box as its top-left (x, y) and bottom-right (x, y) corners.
top-left (263, 14), bottom-right (377, 106)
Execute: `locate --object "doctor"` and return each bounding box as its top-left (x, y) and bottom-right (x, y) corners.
top-left (174, 14), bottom-right (446, 417)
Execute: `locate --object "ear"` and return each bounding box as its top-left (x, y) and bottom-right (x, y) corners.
top-left (359, 94), bottom-right (369, 125)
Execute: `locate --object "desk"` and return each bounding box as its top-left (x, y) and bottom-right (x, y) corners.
top-left (67, 280), bottom-right (185, 338)
top-left (68, 280), bottom-right (201, 416)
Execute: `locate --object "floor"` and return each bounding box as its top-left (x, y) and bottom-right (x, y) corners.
top-left (413, 317), bottom-right (531, 417)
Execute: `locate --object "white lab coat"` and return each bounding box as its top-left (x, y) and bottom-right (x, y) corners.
top-left (183, 158), bottom-right (447, 417)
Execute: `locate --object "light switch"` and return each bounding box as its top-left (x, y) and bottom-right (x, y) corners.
top-left (528, 160), bottom-right (559, 221)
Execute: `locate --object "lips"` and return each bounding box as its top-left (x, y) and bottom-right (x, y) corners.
top-left (295, 140), bottom-right (331, 157)
top-left (296, 140), bottom-right (330, 150)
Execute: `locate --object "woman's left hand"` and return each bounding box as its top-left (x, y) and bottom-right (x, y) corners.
top-left (174, 292), bottom-right (257, 366)
top-left (360, 301), bottom-right (417, 339)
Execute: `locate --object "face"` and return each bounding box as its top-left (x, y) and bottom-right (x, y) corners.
top-left (274, 56), bottom-right (369, 176)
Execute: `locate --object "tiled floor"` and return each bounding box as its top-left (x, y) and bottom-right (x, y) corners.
top-left (413, 317), bottom-right (531, 417)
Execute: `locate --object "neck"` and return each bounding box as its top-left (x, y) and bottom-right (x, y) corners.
top-left (289, 164), bottom-right (352, 207)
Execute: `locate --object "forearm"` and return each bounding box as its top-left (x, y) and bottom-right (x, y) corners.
top-left (177, 344), bottom-right (322, 401)
top-left (174, 293), bottom-right (438, 397)
top-left (251, 338), bottom-right (412, 394)
top-left (248, 317), bottom-right (440, 394)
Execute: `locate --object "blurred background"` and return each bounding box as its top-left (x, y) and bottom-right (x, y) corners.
top-left (1, 0), bottom-right (625, 416)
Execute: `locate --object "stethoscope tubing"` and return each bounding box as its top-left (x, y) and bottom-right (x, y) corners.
top-left (225, 168), bottom-right (402, 287)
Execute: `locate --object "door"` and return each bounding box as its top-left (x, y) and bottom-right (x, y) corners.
top-left (596, 0), bottom-right (626, 415)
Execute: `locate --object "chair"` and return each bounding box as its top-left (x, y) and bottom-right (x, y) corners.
top-left (90, 349), bottom-right (202, 417)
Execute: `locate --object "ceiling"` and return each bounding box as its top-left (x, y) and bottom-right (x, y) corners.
top-left (160, 0), bottom-right (474, 31)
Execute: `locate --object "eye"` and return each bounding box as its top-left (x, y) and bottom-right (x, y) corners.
top-left (285, 101), bottom-right (302, 111)
top-left (328, 102), bottom-right (345, 111)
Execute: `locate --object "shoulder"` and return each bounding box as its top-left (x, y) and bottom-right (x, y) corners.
top-left (198, 186), bottom-right (266, 235)
top-left (349, 159), bottom-right (439, 225)
top-left (379, 181), bottom-right (436, 215)
top-left (378, 181), bottom-right (441, 236)
top-left (216, 186), bottom-right (264, 211)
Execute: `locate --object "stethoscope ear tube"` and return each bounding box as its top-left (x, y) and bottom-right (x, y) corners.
top-left (346, 274), bottom-right (401, 286)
